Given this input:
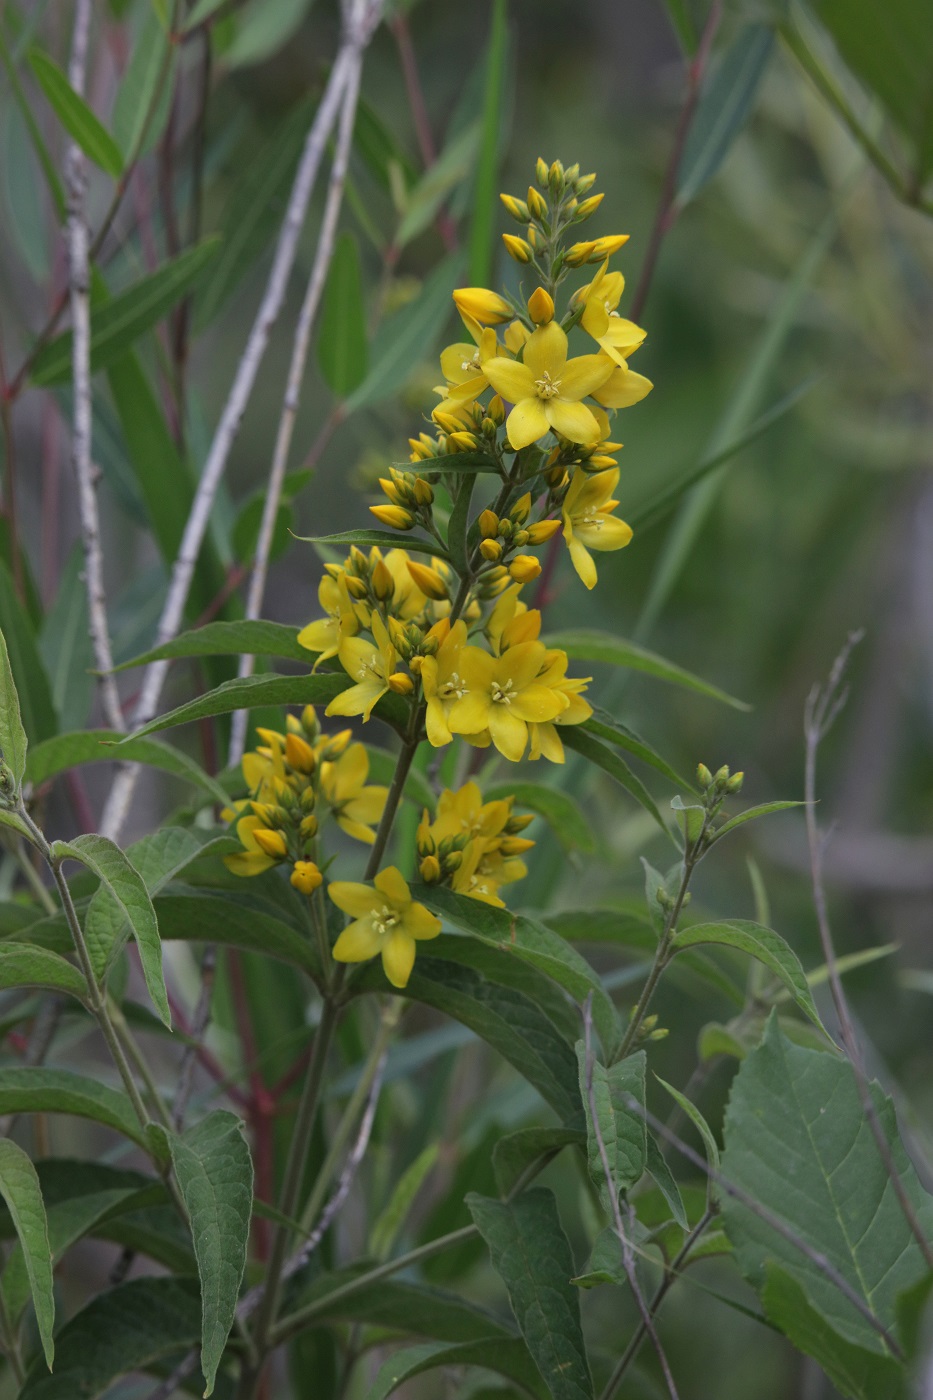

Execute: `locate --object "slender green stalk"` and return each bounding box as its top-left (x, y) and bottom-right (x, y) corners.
top-left (11, 840), bottom-right (56, 915)
top-left (0, 1264), bottom-right (25, 1386)
top-left (107, 994), bottom-right (174, 1132)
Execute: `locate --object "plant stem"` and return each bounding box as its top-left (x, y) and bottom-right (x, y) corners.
top-left (365, 729), bottom-right (420, 879)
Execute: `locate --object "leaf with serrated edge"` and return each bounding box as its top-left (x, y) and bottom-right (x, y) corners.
top-left (52, 834), bottom-right (170, 1028)
top-left (467, 1189), bottom-right (594, 1400)
top-left (576, 1045), bottom-right (646, 1212)
top-left (0, 1140), bottom-right (54, 1368)
top-left (168, 1111), bottom-right (253, 1396)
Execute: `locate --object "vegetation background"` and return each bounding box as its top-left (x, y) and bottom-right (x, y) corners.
top-left (0, 0), bottom-right (931, 1396)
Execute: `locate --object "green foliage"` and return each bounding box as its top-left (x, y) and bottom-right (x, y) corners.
top-left (28, 48), bottom-right (124, 178)
top-left (576, 1045), bottom-right (647, 1210)
top-left (318, 233), bottom-right (368, 397)
top-left (0, 622), bottom-right (27, 790)
top-left (0, 1139), bottom-right (55, 1368)
top-left (676, 24), bottom-right (775, 204)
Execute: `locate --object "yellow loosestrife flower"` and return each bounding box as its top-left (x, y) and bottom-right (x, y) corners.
top-left (575, 261), bottom-right (646, 367)
top-left (420, 620), bottom-right (468, 746)
top-left (452, 287), bottom-right (513, 325)
top-left (482, 322), bottom-right (613, 451)
top-left (318, 742), bottom-right (388, 845)
top-left (446, 640), bottom-right (568, 762)
top-left (329, 867), bottom-right (441, 988)
top-left (591, 358), bottom-right (654, 409)
top-left (561, 467), bottom-right (633, 589)
top-left (527, 650), bottom-right (593, 762)
top-left (327, 612), bottom-right (398, 722)
top-left (297, 571), bottom-right (358, 668)
top-left (440, 320), bottom-right (499, 404)
top-left (224, 815), bottom-right (285, 876)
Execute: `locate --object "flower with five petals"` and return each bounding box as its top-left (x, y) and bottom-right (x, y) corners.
top-left (482, 322), bottom-right (614, 451)
top-left (446, 640), bottom-right (568, 762)
top-left (326, 612), bottom-right (398, 722)
top-left (329, 867), bottom-right (441, 988)
top-left (561, 467), bottom-right (633, 590)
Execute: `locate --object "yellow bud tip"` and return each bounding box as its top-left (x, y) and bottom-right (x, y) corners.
top-left (370, 504), bottom-right (414, 531)
top-left (502, 233), bottom-right (533, 264)
top-left (285, 732), bottom-right (316, 774)
top-left (371, 558), bottom-right (394, 600)
top-left (451, 287), bottom-right (513, 325)
top-left (480, 538), bottom-right (502, 562)
top-left (387, 671), bottom-right (414, 695)
top-left (509, 555), bottom-right (542, 583)
top-left (527, 287), bottom-right (555, 325)
top-left (290, 860), bottom-right (323, 895)
top-left (526, 518), bottom-right (561, 544)
top-left (478, 509), bottom-right (500, 539)
top-left (407, 560), bottom-right (448, 600)
top-left (253, 829), bottom-right (288, 859)
top-left (420, 854), bottom-right (442, 883)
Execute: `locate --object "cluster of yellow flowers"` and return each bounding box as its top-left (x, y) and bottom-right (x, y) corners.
top-left (226, 158), bottom-right (648, 987)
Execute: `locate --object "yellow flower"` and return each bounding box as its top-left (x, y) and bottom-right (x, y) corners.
top-left (591, 358), bottom-right (653, 409)
top-left (420, 620), bottom-right (468, 746)
top-left (486, 585), bottom-right (541, 655)
top-left (329, 867), bottom-right (441, 988)
top-left (452, 843), bottom-right (529, 906)
top-left (561, 467), bottom-right (633, 590)
top-left (482, 322), bottom-right (613, 451)
top-left (527, 651), bottom-right (593, 763)
top-left (326, 612), bottom-right (398, 722)
top-left (574, 261), bottom-right (646, 368)
top-left (430, 780), bottom-right (513, 846)
top-left (291, 860), bottom-right (323, 894)
top-left (318, 742), bottom-right (388, 845)
top-left (452, 287), bottom-right (513, 325)
top-left (440, 322), bottom-right (499, 404)
top-left (224, 815), bottom-right (285, 877)
top-left (446, 640), bottom-right (568, 762)
top-left (297, 572), bottom-right (358, 669)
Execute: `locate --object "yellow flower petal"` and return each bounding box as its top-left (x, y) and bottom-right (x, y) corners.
top-left (558, 353), bottom-right (615, 399)
top-left (374, 865), bottom-right (411, 906)
top-left (333, 917), bottom-right (384, 964)
top-left (487, 707), bottom-right (529, 762)
top-left (381, 932), bottom-right (416, 988)
top-left (328, 881), bottom-right (381, 919)
top-left (505, 397), bottom-right (550, 450)
top-left (522, 321), bottom-right (567, 380)
top-left (545, 398), bottom-right (601, 445)
top-left (405, 903), bottom-right (442, 941)
top-left (483, 356), bottom-right (535, 404)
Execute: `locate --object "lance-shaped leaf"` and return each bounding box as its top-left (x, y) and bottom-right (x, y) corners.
top-left (370, 1144), bottom-right (438, 1261)
top-left (721, 1015), bottom-right (933, 1358)
top-left (0, 565), bottom-right (57, 748)
top-left (366, 1337), bottom-right (548, 1400)
top-left (114, 618), bottom-right (309, 670)
top-left (0, 1140), bottom-right (54, 1368)
top-left (576, 1045), bottom-right (647, 1211)
top-left (670, 919), bottom-right (826, 1033)
top-left (0, 623), bottom-right (28, 790)
top-left (544, 628), bottom-right (749, 709)
top-left (0, 1068), bottom-right (147, 1147)
top-left (28, 48), bottom-right (124, 178)
top-left (560, 727), bottom-right (671, 841)
top-left (27, 729), bottom-right (229, 806)
top-left (318, 232), bottom-right (368, 395)
top-left (467, 1189), bottom-right (594, 1400)
top-left (484, 780), bottom-right (596, 854)
top-left (154, 893), bottom-right (320, 979)
top-left (168, 1111), bottom-right (253, 1397)
top-left (676, 24), bottom-right (774, 203)
top-left (709, 800), bottom-right (805, 844)
top-left (296, 528), bottom-right (449, 561)
top-left (51, 834), bottom-right (170, 1028)
top-left (0, 944), bottom-right (87, 1004)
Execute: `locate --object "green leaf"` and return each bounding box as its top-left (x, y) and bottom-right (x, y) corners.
top-left (0, 1139), bottom-right (54, 1368)
top-left (318, 232), bottom-right (368, 396)
top-left (345, 252), bottom-right (463, 412)
top-left (446, 475), bottom-right (475, 576)
top-left (414, 885), bottom-right (622, 1061)
top-left (353, 100), bottom-right (418, 195)
top-left (123, 671), bottom-right (372, 742)
top-left (30, 239), bottom-right (221, 386)
top-left (51, 833), bottom-right (170, 1028)
top-left (28, 48), bottom-right (124, 178)
top-left (225, 0), bottom-right (314, 69)
top-left (370, 1143), bottom-right (438, 1261)
top-left (0, 622), bottom-right (27, 789)
top-left (583, 711), bottom-right (694, 791)
top-left (38, 547), bottom-right (93, 733)
top-left (168, 1111), bottom-right (253, 1397)
top-left (492, 1127), bottom-right (585, 1198)
top-left (365, 745), bottom-right (436, 811)
top-left (0, 26), bottom-right (65, 219)
top-left (560, 727), bottom-right (671, 841)
top-left (296, 529), bottom-right (449, 561)
top-left (468, 0), bottom-right (508, 286)
top-left (645, 1134), bottom-right (688, 1229)
top-left (710, 800), bottom-right (805, 844)
top-left (544, 906), bottom-right (655, 953)
top-left (155, 892), bottom-right (319, 978)
top-left (676, 24), bottom-right (774, 204)
top-left (670, 919), bottom-right (826, 1032)
top-left (292, 1265), bottom-right (514, 1342)
top-left (0, 1067), bottom-right (147, 1148)
top-left (111, 7), bottom-right (173, 159)
top-left (661, 0), bottom-right (698, 54)
top-left (0, 943), bottom-right (87, 1003)
top-left (654, 1074), bottom-right (720, 1172)
top-left (721, 1016), bottom-right (933, 1355)
top-left (0, 808), bottom-right (33, 841)
top-left (483, 780), bottom-right (595, 855)
top-left (544, 629), bottom-right (749, 710)
top-left (27, 729), bottom-right (229, 806)
top-left (467, 1189), bottom-right (594, 1400)
top-left (116, 618), bottom-right (308, 670)
top-left (185, 0), bottom-right (233, 26)
top-left (396, 123), bottom-right (479, 251)
top-left (17, 1276), bottom-right (201, 1399)
top-left (0, 562), bottom-right (57, 747)
top-left (365, 1338), bottom-right (548, 1400)
top-left (762, 1263), bottom-right (906, 1400)
top-left (576, 1046), bottom-right (647, 1211)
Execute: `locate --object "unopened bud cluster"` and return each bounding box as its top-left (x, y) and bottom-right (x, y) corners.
top-left (416, 783), bottom-right (536, 908)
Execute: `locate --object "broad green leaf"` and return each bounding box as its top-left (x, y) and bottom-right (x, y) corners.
top-left (124, 672), bottom-right (364, 741)
top-left (345, 252), bottom-right (463, 412)
top-left (115, 618), bottom-right (308, 670)
top-left (721, 1016), bottom-right (933, 1355)
top-left (654, 1074), bottom-right (720, 1172)
top-left (155, 892), bottom-right (319, 978)
top-left (576, 1045), bottom-right (647, 1211)
top-left (0, 1139), bottom-right (54, 1367)
top-left (365, 1338), bottom-right (548, 1400)
top-left (0, 563), bottom-right (57, 747)
top-left (492, 1126), bottom-right (585, 1198)
top-left (762, 1263), bottom-right (905, 1400)
top-left (30, 239), bottom-right (221, 386)
top-left (560, 727), bottom-right (671, 840)
top-left (0, 808), bottom-right (32, 841)
top-left (28, 48), bottom-right (124, 178)
top-left (27, 730), bottom-right (229, 806)
top-left (111, 7), bottom-right (173, 158)
top-left (544, 629), bottom-right (749, 710)
top-left (710, 800), bottom-right (805, 844)
top-left (572, 1226), bottom-right (628, 1289)
top-left (0, 622), bottom-right (27, 789)
top-left (484, 780), bottom-right (595, 854)
top-left (0, 944), bottom-right (87, 1003)
top-left (353, 940), bottom-right (581, 1122)
top-left (467, 1189), bottom-right (594, 1400)
top-left (676, 24), bottom-right (774, 204)
top-left (468, 0), bottom-right (508, 285)
top-left (545, 906), bottom-right (655, 953)
top-left (414, 885), bottom-right (622, 1061)
top-left (168, 1111), bottom-right (253, 1397)
top-left (353, 100), bottom-right (418, 195)
top-left (396, 123), bottom-right (479, 251)
top-left (37, 547), bottom-right (93, 732)
top-left (51, 833), bottom-right (170, 1027)
top-left (296, 528), bottom-right (449, 561)
top-left (318, 232), bottom-right (368, 396)
top-left (0, 1067), bottom-right (146, 1147)
top-left (370, 1144), bottom-right (438, 1261)
top-left (583, 711), bottom-right (694, 791)
top-left (670, 919), bottom-right (826, 1032)
top-left (17, 1276), bottom-right (201, 1399)
top-left (225, 0), bottom-right (314, 69)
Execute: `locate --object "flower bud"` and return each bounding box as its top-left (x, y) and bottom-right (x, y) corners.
top-left (481, 416), bottom-right (498, 438)
top-left (696, 763), bottom-right (713, 789)
top-left (412, 476), bottom-right (434, 507)
top-left (253, 829), bottom-right (288, 859)
top-left (372, 558), bottom-right (394, 601)
top-left (527, 287), bottom-right (554, 325)
top-left (502, 233), bottom-right (533, 264)
top-left (575, 172), bottom-right (597, 194)
top-left (379, 475), bottom-right (407, 506)
top-left (548, 159), bottom-right (564, 196)
top-left (725, 771), bottom-right (745, 793)
top-left (420, 854), bottom-right (442, 883)
top-left (500, 192), bottom-right (530, 222)
top-left (370, 504), bottom-right (415, 531)
top-left (344, 574), bottom-right (368, 599)
top-left (480, 538), bottom-right (502, 562)
top-left (510, 493), bottom-right (532, 524)
top-left (527, 185), bottom-right (549, 220)
top-left (407, 560), bottom-right (449, 600)
top-left (500, 836), bottom-right (536, 855)
top-left (448, 430), bottom-right (480, 452)
top-left (588, 234), bottom-right (630, 260)
top-left (511, 529), bottom-right (529, 547)
top-left (535, 157), bottom-right (549, 186)
top-left (409, 653), bottom-right (425, 674)
top-left (300, 705), bottom-right (319, 738)
top-left (564, 240), bottom-right (596, 267)
top-left (433, 409), bottom-right (463, 434)
top-left (452, 287), bottom-right (513, 325)
top-left (299, 814), bottom-right (319, 840)
top-left (526, 519), bottom-right (561, 544)
top-left (442, 850), bottom-right (463, 872)
top-left (574, 192), bottom-right (604, 220)
top-left (290, 860), bottom-right (322, 895)
top-left (300, 786), bottom-right (317, 813)
top-left (320, 728), bottom-right (352, 759)
top-left (425, 618), bottom-right (451, 648)
top-left (479, 509), bottom-right (500, 539)
top-left (509, 555), bottom-right (542, 583)
top-left (285, 732), bottom-right (316, 774)
top-left (714, 765), bottom-right (730, 787)
top-left (506, 812), bottom-right (535, 833)
top-left (388, 671), bottom-right (414, 695)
